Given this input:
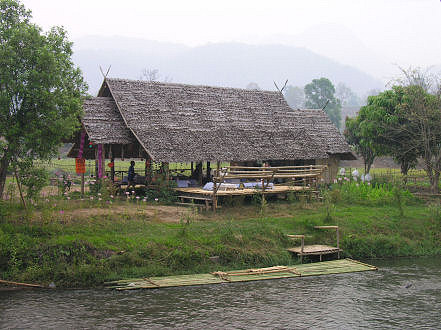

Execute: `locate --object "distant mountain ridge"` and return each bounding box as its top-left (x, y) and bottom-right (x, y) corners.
top-left (72, 36), bottom-right (384, 96)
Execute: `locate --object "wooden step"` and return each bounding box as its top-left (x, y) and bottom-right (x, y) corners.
top-left (176, 202), bottom-right (207, 209)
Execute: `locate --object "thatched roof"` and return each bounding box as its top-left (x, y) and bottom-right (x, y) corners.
top-left (289, 109), bottom-right (353, 157)
top-left (70, 78), bottom-right (354, 161)
top-left (98, 78), bottom-right (353, 162)
top-left (82, 97), bottom-right (136, 145)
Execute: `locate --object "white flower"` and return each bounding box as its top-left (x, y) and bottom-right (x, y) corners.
top-left (90, 196), bottom-right (94, 200)
top-left (67, 197), bottom-right (71, 200)
top-left (136, 196), bottom-right (140, 199)
top-left (98, 198), bottom-right (102, 201)
top-left (154, 198), bottom-right (159, 202)
top-left (110, 195), bottom-right (114, 199)
top-left (131, 190), bottom-right (135, 194)
top-left (125, 191), bottom-right (130, 195)
top-left (98, 193), bottom-right (102, 196)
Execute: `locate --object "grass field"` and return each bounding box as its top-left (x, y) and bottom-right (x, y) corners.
top-left (1, 192), bottom-right (440, 288)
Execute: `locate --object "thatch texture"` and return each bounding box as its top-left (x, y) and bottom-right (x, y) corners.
top-left (82, 97), bottom-right (136, 145)
top-left (102, 78), bottom-right (353, 162)
top-left (289, 109), bottom-right (354, 160)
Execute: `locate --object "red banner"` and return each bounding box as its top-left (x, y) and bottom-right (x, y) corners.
top-left (75, 158), bottom-right (86, 174)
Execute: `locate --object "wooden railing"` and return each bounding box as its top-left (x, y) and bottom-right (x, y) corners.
top-left (209, 165), bottom-right (327, 211)
top-left (213, 165), bottom-right (327, 180)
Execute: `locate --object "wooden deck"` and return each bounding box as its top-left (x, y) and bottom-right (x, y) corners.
top-left (175, 185), bottom-right (310, 196)
top-left (287, 244), bottom-right (342, 255)
top-left (106, 259), bottom-right (378, 290)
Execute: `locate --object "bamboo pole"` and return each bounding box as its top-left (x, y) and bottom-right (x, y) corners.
top-left (0, 279), bottom-right (44, 288)
top-left (81, 173), bottom-right (85, 197)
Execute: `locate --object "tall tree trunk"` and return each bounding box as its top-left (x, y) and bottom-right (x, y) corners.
top-left (0, 153), bottom-right (10, 199)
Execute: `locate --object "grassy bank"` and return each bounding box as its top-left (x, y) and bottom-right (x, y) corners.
top-left (1, 195), bottom-right (441, 288)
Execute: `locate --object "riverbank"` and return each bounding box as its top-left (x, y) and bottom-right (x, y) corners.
top-left (1, 196), bottom-right (441, 288)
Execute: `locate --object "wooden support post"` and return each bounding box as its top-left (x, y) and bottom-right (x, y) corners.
top-left (94, 146), bottom-right (98, 178)
top-left (101, 144), bottom-right (105, 178)
top-left (212, 177), bottom-right (217, 212)
top-left (191, 162), bottom-right (194, 176)
top-left (197, 162), bottom-right (203, 186)
top-left (207, 161), bottom-right (211, 181)
top-left (81, 172), bottom-right (85, 197)
top-left (163, 162), bottom-right (169, 183)
top-left (216, 161), bottom-right (220, 177)
top-left (109, 145), bottom-right (115, 182)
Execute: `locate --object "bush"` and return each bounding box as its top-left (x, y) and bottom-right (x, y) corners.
top-left (18, 164), bottom-right (49, 200)
top-left (332, 181), bottom-right (413, 205)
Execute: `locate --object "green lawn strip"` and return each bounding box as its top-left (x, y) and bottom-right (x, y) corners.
top-left (0, 199), bottom-right (440, 288)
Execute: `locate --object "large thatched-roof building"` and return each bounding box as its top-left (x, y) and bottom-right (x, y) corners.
top-left (69, 78), bottom-right (354, 182)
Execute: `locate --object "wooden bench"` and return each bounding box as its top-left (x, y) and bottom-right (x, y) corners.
top-left (287, 226), bottom-right (342, 263)
top-left (177, 195), bottom-right (213, 210)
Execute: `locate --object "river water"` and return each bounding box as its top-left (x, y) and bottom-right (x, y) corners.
top-left (1, 258), bottom-right (440, 329)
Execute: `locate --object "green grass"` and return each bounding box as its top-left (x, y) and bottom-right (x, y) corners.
top-left (36, 159), bottom-right (230, 177)
top-left (1, 192), bottom-right (440, 288)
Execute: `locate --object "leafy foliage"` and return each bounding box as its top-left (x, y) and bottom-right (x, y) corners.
top-left (304, 77), bottom-right (342, 129)
top-left (0, 0), bottom-right (87, 196)
top-left (17, 161), bottom-right (49, 200)
top-left (344, 115), bottom-right (378, 174)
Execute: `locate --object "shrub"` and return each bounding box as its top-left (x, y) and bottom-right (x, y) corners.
top-left (332, 181), bottom-right (413, 205)
top-left (18, 164), bottom-right (49, 200)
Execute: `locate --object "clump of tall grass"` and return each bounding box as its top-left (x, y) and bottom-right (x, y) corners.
top-left (332, 181), bottom-right (413, 205)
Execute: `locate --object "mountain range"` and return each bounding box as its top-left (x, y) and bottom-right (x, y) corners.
top-left (73, 35), bottom-right (384, 96)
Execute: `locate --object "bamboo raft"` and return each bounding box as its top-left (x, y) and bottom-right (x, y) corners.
top-left (106, 259), bottom-right (377, 290)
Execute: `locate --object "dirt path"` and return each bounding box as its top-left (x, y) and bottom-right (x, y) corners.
top-left (66, 205), bottom-right (197, 223)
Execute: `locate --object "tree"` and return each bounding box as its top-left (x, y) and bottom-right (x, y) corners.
top-left (335, 83), bottom-right (361, 107)
top-left (357, 87), bottom-right (419, 177)
top-left (391, 67), bottom-right (441, 192)
top-left (399, 85), bottom-right (441, 193)
top-left (362, 88), bottom-right (382, 105)
top-left (245, 82), bottom-right (261, 90)
top-left (304, 78), bottom-right (342, 129)
top-left (283, 85), bottom-right (305, 109)
top-left (140, 68), bottom-right (172, 83)
top-left (0, 0), bottom-right (87, 198)
top-left (344, 116), bottom-right (379, 174)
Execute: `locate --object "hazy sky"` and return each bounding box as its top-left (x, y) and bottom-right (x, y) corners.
top-left (22, 0), bottom-right (441, 79)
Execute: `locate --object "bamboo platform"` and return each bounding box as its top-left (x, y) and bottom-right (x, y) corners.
top-left (287, 245), bottom-right (342, 257)
top-left (175, 185), bottom-right (309, 196)
top-left (106, 259), bottom-right (377, 290)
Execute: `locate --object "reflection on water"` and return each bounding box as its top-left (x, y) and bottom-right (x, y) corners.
top-left (1, 258), bottom-right (440, 329)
